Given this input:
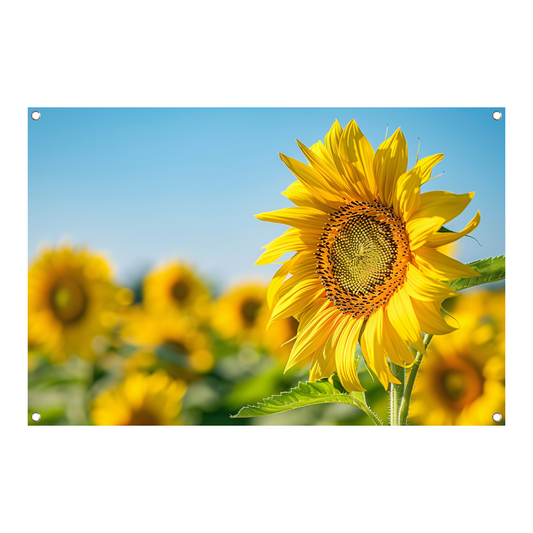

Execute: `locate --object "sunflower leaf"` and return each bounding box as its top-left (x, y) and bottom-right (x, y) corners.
top-left (437, 225), bottom-right (454, 233)
top-left (448, 255), bottom-right (505, 291)
top-left (230, 373), bottom-right (383, 425)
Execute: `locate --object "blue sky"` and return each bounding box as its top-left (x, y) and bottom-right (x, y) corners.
top-left (28, 108), bottom-right (505, 290)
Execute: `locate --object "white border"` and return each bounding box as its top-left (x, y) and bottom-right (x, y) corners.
top-left (1, 2), bottom-right (531, 532)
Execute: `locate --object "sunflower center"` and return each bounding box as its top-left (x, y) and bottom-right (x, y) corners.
top-left (50, 279), bottom-right (88, 324)
top-left (241, 298), bottom-right (262, 326)
top-left (331, 215), bottom-right (397, 294)
top-left (440, 370), bottom-right (468, 402)
top-left (317, 201), bottom-right (410, 319)
top-left (164, 339), bottom-right (189, 355)
top-left (128, 409), bottom-right (160, 425)
top-left (435, 357), bottom-right (484, 411)
top-left (170, 280), bottom-right (190, 302)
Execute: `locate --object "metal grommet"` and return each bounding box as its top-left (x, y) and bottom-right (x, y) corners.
top-left (31, 111), bottom-right (41, 121)
top-left (492, 412), bottom-right (503, 423)
top-left (31, 412), bottom-right (41, 422)
top-left (492, 111), bottom-right (502, 121)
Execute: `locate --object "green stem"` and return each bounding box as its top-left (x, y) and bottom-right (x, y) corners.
top-left (389, 362), bottom-right (405, 426)
top-left (399, 334), bottom-right (433, 425)
top-left (354, 395), bottom-right (384, 426)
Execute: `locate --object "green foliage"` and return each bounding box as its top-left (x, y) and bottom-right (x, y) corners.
top-left (448, 255), bottom-right (505, 291)
top-left (230, 373), bottom-right (383, 425)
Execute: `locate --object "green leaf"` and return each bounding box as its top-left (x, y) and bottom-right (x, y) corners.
top-left (448, 255), bottom-right (505, 292)
top-left (230, 373), bottom-right (383, 425)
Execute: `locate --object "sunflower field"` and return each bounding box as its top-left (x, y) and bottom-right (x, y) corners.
top-left (27, 243), bottom-right (504, 426)
top-left (28, 111), bottom-right (505, 426)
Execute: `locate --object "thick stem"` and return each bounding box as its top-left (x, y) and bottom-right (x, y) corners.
top-left (389, 362), bottom-right (405, 426)
top-left (399, 334), bottom-right (433, 425)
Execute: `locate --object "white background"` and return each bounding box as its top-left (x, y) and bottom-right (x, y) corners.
top-left (1, 1), bottom-right (530, 532)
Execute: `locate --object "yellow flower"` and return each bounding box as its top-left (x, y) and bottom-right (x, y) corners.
top-left (212, 283), bottom-right (270, 343)
top-left (122, 306), bottom-right (214, 372)
top-left (123, 350), bottom-right (158, 374)
top-left (212, 282), bottom-right (299, 359)
top-left (409, 290), bottom-right (505, 425)
top-left (256, 119), bottom-right (481, 391)
top-left (143, 262), bottom-right (211, 323)
top-left (28, 246), bottom-right (122, 363)
top-left (90, 370), bottom-right (187, 425)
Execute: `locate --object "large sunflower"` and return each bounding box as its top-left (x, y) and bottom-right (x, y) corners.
top-left (256, 119), bottom-right (481, 391)
top-left (409, 290), bottom-right (504, 425)
top-left (28, 246), bottom-right (122, 363)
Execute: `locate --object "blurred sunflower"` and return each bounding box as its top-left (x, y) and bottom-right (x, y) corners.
top-left (90, 370), bottom-right (187, 425)
top-left (212, 283), bottom-right (299, 360)
top-left (28, 246), bottom-right (124, 363)
top-left (123, 350), bottom-right (159, 374)
top-left (143, 262), bottom-right (211, 323)
top-left (410, 290), bottom-right (504, 425)
top-left (122, 307), bottom-right (214, 372)
top-left (256, 119), bottom-right (481, 391)
top-left (212, 283), bottom-right (269, 343)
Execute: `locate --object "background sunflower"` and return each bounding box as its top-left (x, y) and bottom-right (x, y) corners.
top-left (28, 246), bottom-right (126, 363)
top-left (90, 370), bottom-right (187, 425)
top-left (143, 262), bottom-right (211, 324)
top-left (409, 289), bottom-right (505, 425)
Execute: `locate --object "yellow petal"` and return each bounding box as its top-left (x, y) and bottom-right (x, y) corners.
top-left (324, 119), bottom-right (345, 173)
top-left (411, 298), bottom-right (458, 335)
top-left (425, 211), bottom-right (481, 248)
top-left (336, 119), bottom-right (377, 201)
top-left (415, 153), bottom-right (444, 184)
top-left (282, 181), bottom-right (335, 214)
top-left (382, 313), bottom-right (415, 366)
top-left (373, 128), bottom-right (408, 206)
top-left (345, 119), bottom-right (376, 196)
top-left (360, 307), bottom-right (401, 389)
top-left (293, 296), bottom-right (330, 323)
top-left (287, 251), bottom-right (317, 280)
top-left (310, 139), bottom-right (332, 161)
top-left (309, 308), bottom-right (345, 381)
top-left (279, 153), bottom-right (343, 207)
top-left (334, 317), bottom-right (365, 392)
top-left (386, 288), bottom-right (425, 354)
top-left (309, 346), bottom-right (337, 382)
top-left (266, 254), bottom-right (299, 309)
top-left (255, 206), bottom-right (328, 232)
top-left (404, 264), bottom-right (457, 302)
top-left (406, 216), bottom-right (445, 251)
top-left (412, 191), bottom-right (474, 223)
top-left (255, 227), bottom-right (317, 265)
top-left (285, 304), bottom-right (341, 371)
top-left (296, 139), bottom-right (356, 201)
top-left (413, 246), bottom-right (482, 281)
top-left (393, 166), bottom-right (423, 219)
top-left (270, 277), bottom-right (324, 323)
